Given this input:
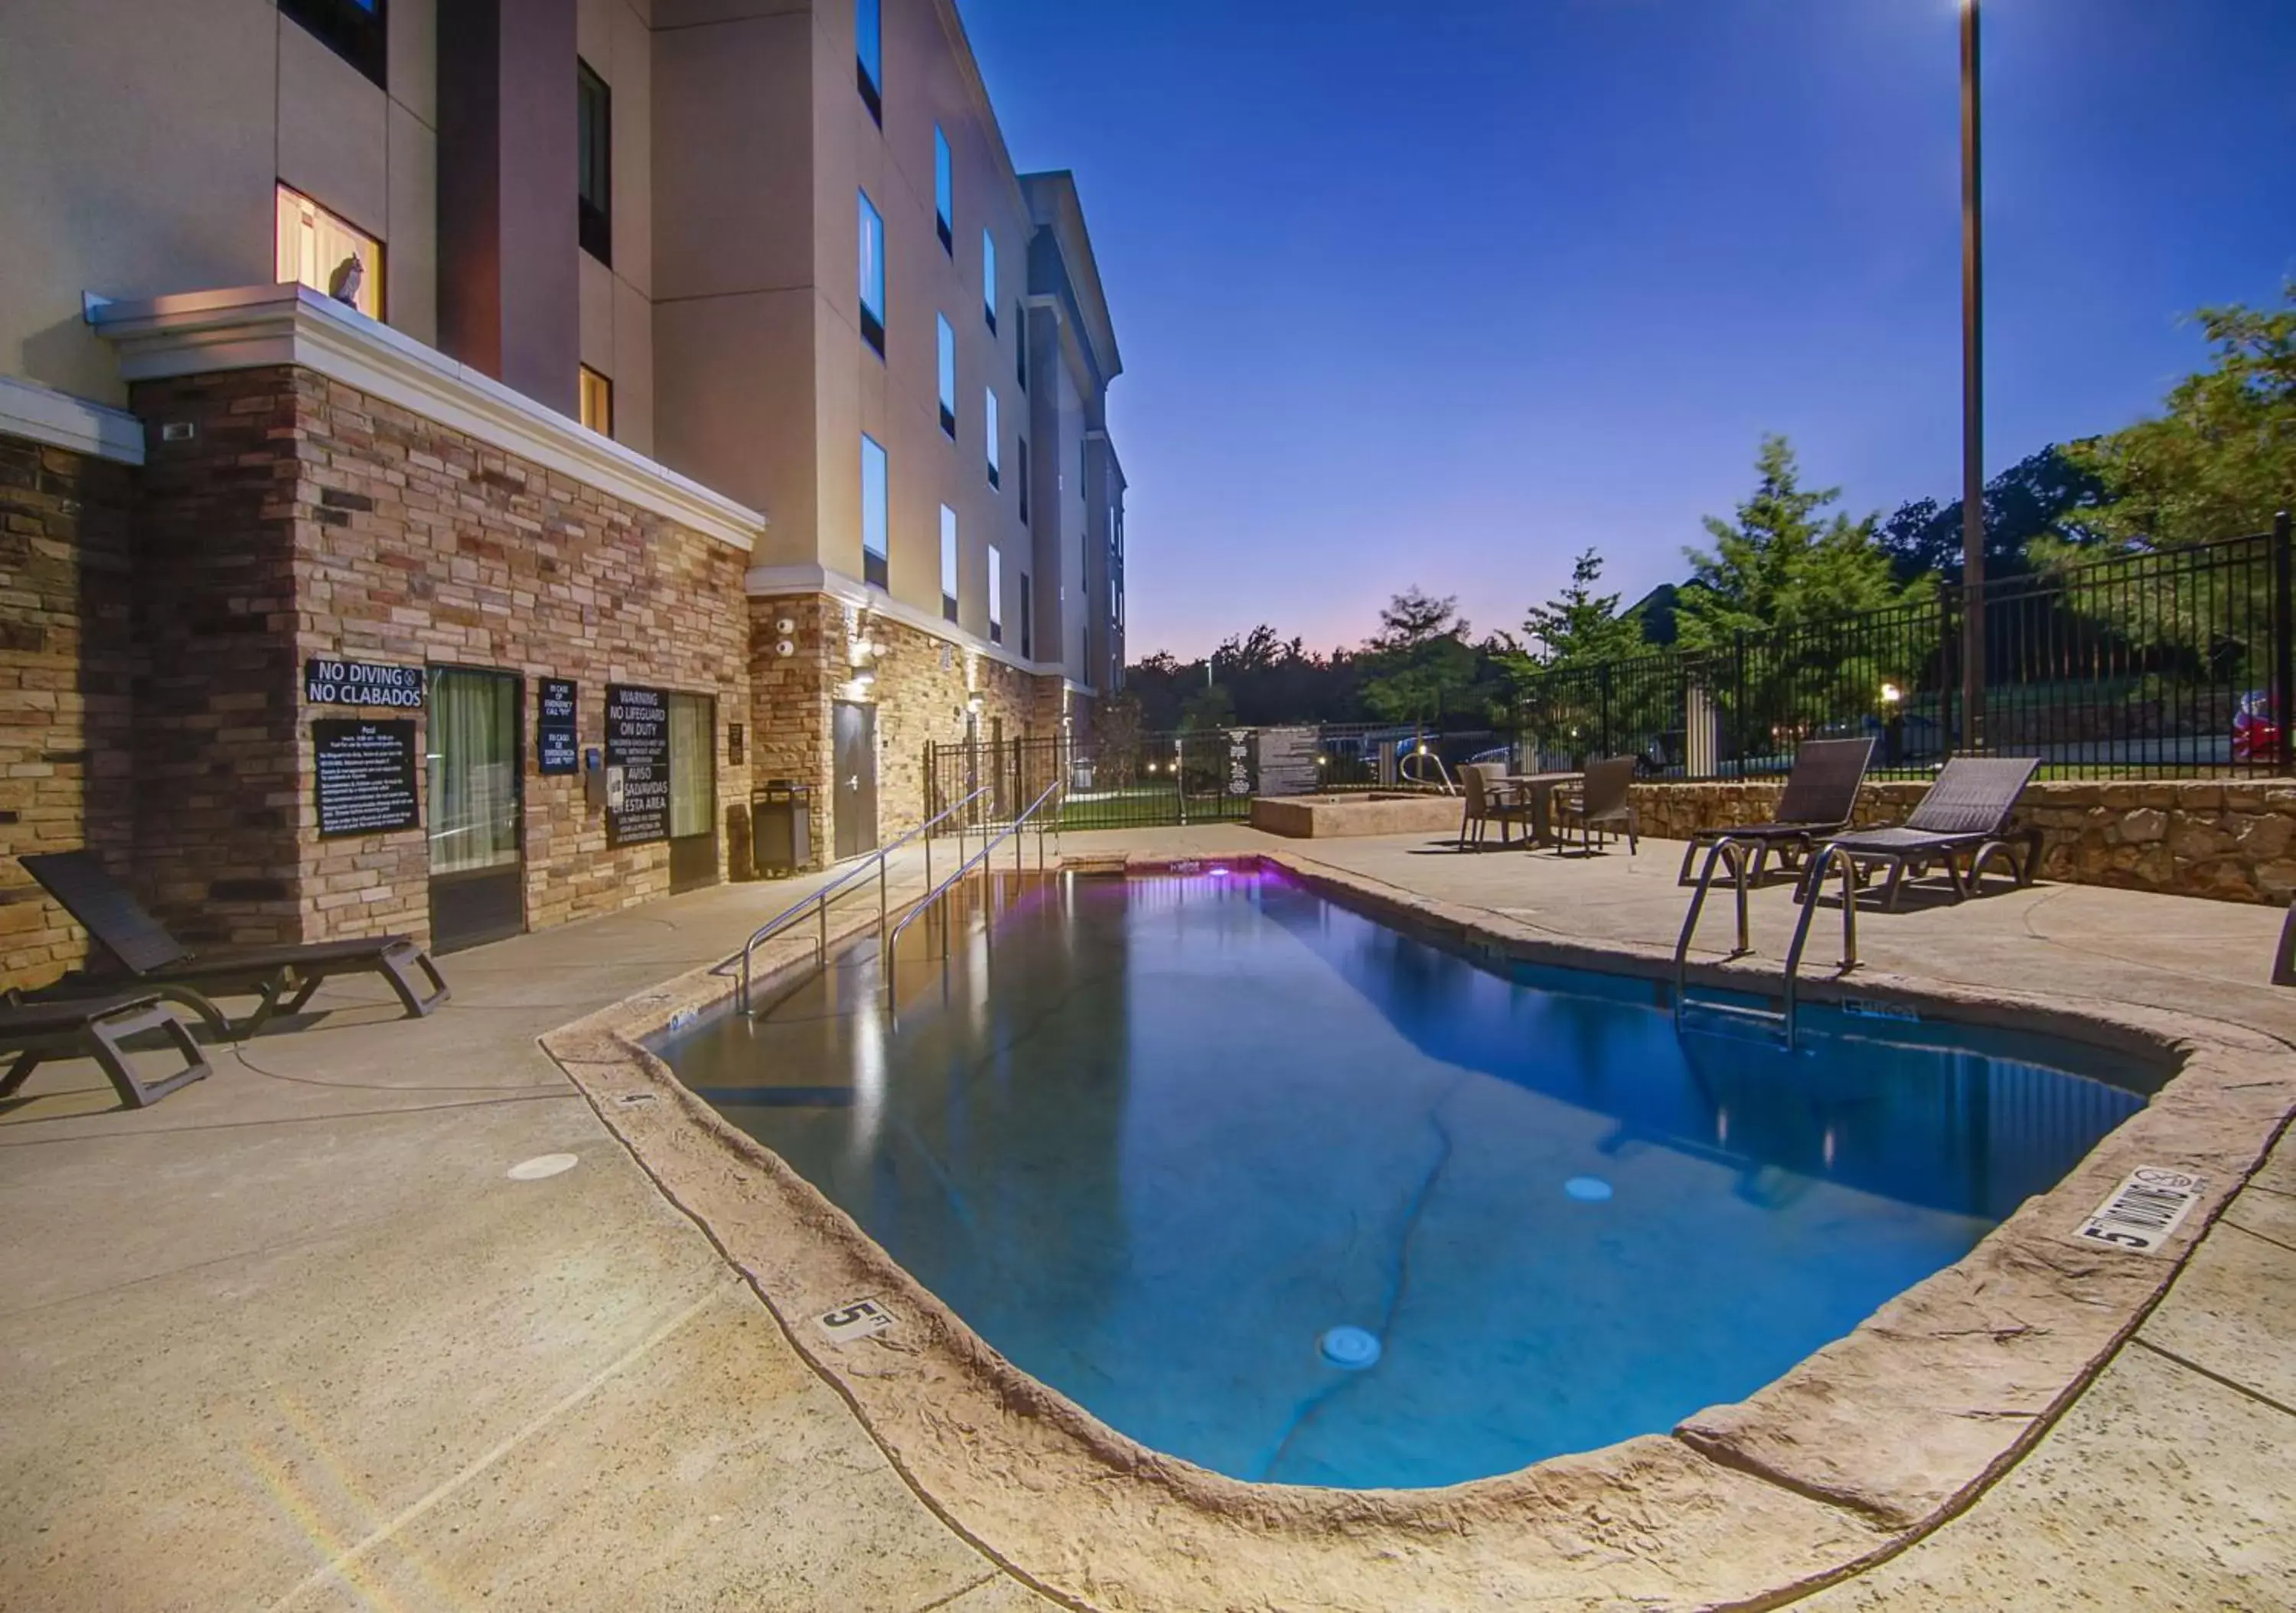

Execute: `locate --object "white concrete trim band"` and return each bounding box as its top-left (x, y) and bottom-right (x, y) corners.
top-left (0, 373), bottom-right (146, 465)
top-left (91, 285), bottom-right (765, 553)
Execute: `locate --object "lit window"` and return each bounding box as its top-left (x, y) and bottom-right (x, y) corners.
top-left (856, 0), bottom-right (882, 121)
top-left (937, 314), bottom-right (956, 437)
top-left (579, 366), bottom-right (613, 436)
top-left (940, 504), bottom-right (958, 622)
top-left (1017, 438), bottom-right (1029, 526)
top-left (984, 388), bottom-right (1000, 488)
top-left (861, 433), bottom-right (889, 591)
top-left (988, 544), bottom-right (1003, 644)
top-left (934, 126), bottom-right (953, 253)
top-left (981, 230), bottom-right (997, 331)
top-left (578, 62), bottom-right (612, 266)
top-left (281, 0), bottom-right (386, 89)
top-left (857, 191), bottom-right (885, 357)
top-left (276, 184), bottom-right (383, 320)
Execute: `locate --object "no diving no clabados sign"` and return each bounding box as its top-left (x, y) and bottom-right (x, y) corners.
top-left (305, 657), bottom-right (426, 709)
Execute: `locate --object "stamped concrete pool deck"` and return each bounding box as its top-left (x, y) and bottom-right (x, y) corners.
top-left (2, 824), bottom-right (2291, 1611)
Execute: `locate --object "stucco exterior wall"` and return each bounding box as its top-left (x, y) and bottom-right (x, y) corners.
top-left (0, 0), bottom-right (440, 402)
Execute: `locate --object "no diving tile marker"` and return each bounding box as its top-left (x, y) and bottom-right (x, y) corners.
top-left (2073, 1166), bottom-right (2206, 1254)
top-left (815, 1296), bottom-right (896, 1344)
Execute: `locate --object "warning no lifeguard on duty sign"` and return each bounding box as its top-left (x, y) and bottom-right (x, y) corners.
top-left (304, 657), bottom-right (427, 709)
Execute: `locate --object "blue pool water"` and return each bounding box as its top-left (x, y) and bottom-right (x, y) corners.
top-left (661, 868), bottom-right (2151, 1491)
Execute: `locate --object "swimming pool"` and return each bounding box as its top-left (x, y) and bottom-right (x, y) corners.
top-left (659, 866), bottom-right (2149, 1491)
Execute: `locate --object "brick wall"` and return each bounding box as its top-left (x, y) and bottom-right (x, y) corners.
top-left (0, 434), bottom-right (139, 986)
top-left (129, 365), bottom-right (754, 950)
top-left (1630, 777), bottom-right (2296, 904)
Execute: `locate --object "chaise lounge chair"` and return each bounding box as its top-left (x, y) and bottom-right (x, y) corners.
top-left (1795, 756), bottom-right (2041, 911)
top-left (17, 850), bottom-right (449, 1034)
top-left (0, 987), bottom-right (221, 1110)
top-left (1552, 756), bottom-right (1640, 856)
top-left (1675, 736), bottom-right (1876, 886)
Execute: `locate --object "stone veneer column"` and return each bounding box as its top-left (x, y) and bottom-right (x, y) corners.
top-left (0, 432), bottom-right (141, 985)
top-left (747, 594), bottom-right (840, 865)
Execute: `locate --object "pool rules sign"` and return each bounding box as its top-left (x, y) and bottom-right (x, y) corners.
top-left (605, 684), bottom-right (670, 847)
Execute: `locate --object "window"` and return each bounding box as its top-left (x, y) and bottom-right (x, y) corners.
top-left (988, 545), bottom-right (1003, 644)
top-left (984, 388), bottom-right (1000, 487)
top-left (934, 126), bottom-right (954, 253)
top-left (940, 505), bottom-right (959, 622)
top-left (579, 366), bottom-right (613, 436)
top-left (280, 0), bottom-right (386, 89)
top-left (981, 230), bottom-right (997, 330)
top-left (1017, 438), bottom-right (1029, 525)
top-left (860, 433), bottom-right (889, 591)
top-left (276, 183), bottom-right (383, 320)
top-left (1015, 302), bottom-right (1027, 389)
top-left (1019, 572), bottom-right (1033, 659)
top-left (936, 314), bottom-right (956, 437)
top-left (855, 0), bottom-right (882, 121)
top-left (577, 61), bottom-right (612, 265)
top-left (856, 191), bottom-right (885, 357)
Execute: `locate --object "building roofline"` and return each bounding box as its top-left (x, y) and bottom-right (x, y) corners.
top-left (1020, 170), bottom-right (1122, 384)
top-left (932, 0), bottom-right (1031, 225)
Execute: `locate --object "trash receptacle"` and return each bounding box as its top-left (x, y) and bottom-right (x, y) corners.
top-left (752, 780), bottom-right (811, 876)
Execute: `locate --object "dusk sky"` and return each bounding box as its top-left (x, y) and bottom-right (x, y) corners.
top-left (960, 0), bottom-right (2296, 660)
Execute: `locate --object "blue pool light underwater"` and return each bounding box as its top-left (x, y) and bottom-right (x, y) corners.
top-left (662, 868), bottom-right (2152, 1490)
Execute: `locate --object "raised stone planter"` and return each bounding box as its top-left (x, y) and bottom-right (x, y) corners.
top-left (1628, 777), bottom-right (2296, 904)
top-left (1250, 791), bottom-right (1460, 839)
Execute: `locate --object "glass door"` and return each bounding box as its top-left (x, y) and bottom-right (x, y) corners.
top-left (427, 667), bottom-right (525, 950)
top-left (667, 692), bottom-right (719, 893)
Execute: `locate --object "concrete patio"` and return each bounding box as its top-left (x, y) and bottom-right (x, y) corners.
top-left (2, 826), bottom-right (2291, 1611)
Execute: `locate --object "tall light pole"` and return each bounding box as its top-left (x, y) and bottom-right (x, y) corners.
top-left (1959, 0), bottom-right (1985, 751)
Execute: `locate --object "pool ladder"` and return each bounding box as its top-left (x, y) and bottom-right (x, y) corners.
top-left (1672, 837), bottom-right (1864, 1049)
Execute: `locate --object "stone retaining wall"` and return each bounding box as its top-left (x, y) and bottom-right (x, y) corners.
top-left (1629, 778), bottom-right (2296, 904)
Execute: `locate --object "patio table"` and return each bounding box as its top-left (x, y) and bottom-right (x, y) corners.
top-left (1503, 771), bottom-right (1583, 846)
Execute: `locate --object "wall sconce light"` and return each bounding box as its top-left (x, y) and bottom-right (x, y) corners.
top-left (1880, 682), bottom-right (1903, 705)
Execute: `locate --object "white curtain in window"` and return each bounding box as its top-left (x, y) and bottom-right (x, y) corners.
top-left (429, 670), bottom-right (520, 875)
top-left (669, 693), bottom-right (715, 839)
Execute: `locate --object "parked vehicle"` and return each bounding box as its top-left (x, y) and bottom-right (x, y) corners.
top-left (2233, 689), bottom-right (2279, 763)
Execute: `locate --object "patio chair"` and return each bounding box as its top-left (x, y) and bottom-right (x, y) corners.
top-left (1459, 764), bottom-right (1533, 850)
top-left (17, 850), bottom-right (449, 1034)
top-left (1675, 736), bottom-right (1876, 886)
top-left (1795, 756), bottom-right (2041, 911)
top-left (0, 987), bottom-right (220, 1110)
top-left (1553, 756), bottom-right (1640, 856)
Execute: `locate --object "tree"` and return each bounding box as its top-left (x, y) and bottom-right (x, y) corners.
top-left (1517, 549), bottom-right (1642, 670)
top-left (1678, 435), bottom-right (1928, 752)
top-left (1678, 434), bottom-right (1923, 650)
top-left (1878, 445), bottom-right (2110, 582)
top-left (1358, 588), bottom-right (1486, 726)
top-left (2063, 283), bottom-right (2296, 549)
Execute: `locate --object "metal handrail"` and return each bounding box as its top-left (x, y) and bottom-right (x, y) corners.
top-left (884, 780), bottom-right (1062, 997)
top-left (732, 785), bottom-right (989, 1012)
top-left (1400, 745), bottom-right (1457, 793)
top-left (1669, 835), bottom-right (1859, 1050)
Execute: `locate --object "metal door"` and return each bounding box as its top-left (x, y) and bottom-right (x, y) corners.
top-left (833, 700), bottom-right (878, 859)
top-left (427, 666), bottom-right (526, 951)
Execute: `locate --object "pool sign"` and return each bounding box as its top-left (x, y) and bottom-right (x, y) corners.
top-left (305, 657), bottom-right (426, 709)
top-left (814, 1295), bottom-right (896, 1344)
top-left (605, 683), bottom-right (670, 846)
top-left (536, 678), bottom-right (578, 775)
top-left (2073, 1166), bottom-right (2206, 1254)
top-left (1225, 727), bottom-right (1253, 797)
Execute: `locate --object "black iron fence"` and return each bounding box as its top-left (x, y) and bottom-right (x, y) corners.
top-left (924, 521), bottom-right (2294, 834)
top-left (924, 723), bottom-right (1524, 834)
top-left (1521, 522), bottom-right (2291, 781)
